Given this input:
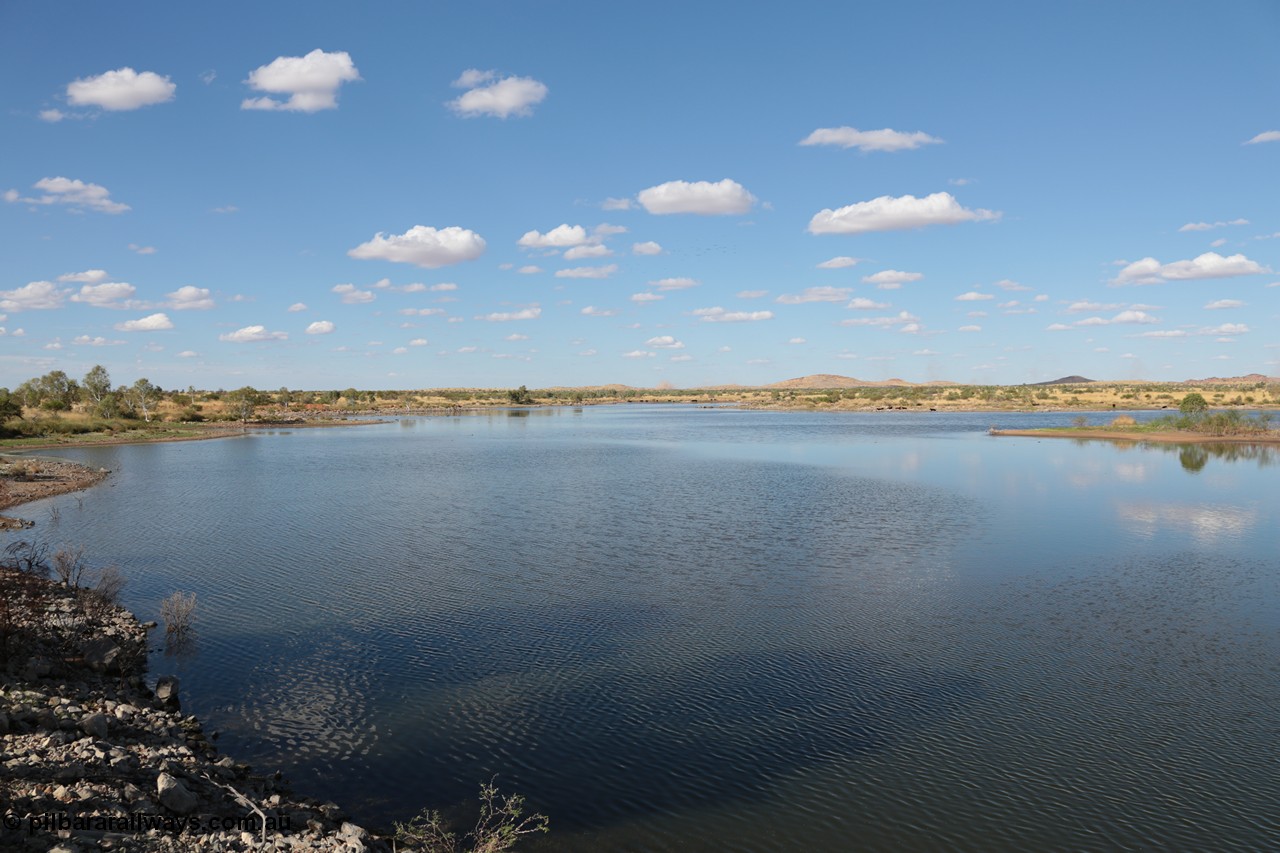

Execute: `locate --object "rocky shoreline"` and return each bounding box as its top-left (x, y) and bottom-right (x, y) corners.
top-left (1, 558), bottom-right (393, 851)
top-left (1, 457), bottom-right (110, 530)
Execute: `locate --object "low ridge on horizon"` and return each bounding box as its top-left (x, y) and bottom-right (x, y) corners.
top-left (1030, 375), bottom-right (1096, 385)
top-left (765, 374), bottom-right (956, 389)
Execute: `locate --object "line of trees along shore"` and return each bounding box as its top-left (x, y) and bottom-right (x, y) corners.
top-left (3, 365), bottom-right (1279, 441)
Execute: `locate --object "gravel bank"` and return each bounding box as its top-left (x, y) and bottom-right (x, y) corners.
top-left (0, 569), bottom-right (393, 852)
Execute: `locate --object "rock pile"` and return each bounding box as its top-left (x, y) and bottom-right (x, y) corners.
top-left (0, 572), bottom-right (392, 852)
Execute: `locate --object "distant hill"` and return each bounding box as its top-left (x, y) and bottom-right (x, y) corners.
top-left (1030, 375), bottom-right (1095, 385)
top-left (766, 374), bottom-right (953, 389)
top-left (1184, 373), bottom-right (1278, 384)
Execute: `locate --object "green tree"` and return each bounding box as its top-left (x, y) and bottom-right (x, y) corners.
top-left (1179, 392), bottom-right (1208, 415)
top-left (82, 365), bottom-right (113, 413)
top-left (0, 388), bottom-right (23, 423)
top-left (14, 379), bottom-right (41, 409)
top-left (128, 378), bottom-right (162, 422)
top-left (36, 370), bottom-right (78, 410)
top-left (507, 385), bottom-right (534, 405)
top-left (226, 386), bottom-right (260, 422)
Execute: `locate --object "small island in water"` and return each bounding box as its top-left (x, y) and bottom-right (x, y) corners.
top-left (990, 392), bottom-right (1280, 445)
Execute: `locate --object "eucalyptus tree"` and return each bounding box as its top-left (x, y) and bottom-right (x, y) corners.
top-left (128, 378), bottom-right (161, 422)
top-left (82, 365), bottom-right (113, 414)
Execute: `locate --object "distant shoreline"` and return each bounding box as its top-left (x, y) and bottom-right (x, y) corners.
top-left (989, 427), bottom-right (1280, 445)
top-left (0, 418), bottom-right (379, 452)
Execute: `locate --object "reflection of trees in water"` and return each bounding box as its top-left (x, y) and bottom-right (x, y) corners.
top-left (1178, 445), bottom-right (1208, 473)
top-left (1164, 442), bottom-right (1275, 472)
top-left (1068, 438), bottom-right (1276, 472)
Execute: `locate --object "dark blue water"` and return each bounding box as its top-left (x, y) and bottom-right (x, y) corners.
top-left (8, 407), bottom-right (1279, 851)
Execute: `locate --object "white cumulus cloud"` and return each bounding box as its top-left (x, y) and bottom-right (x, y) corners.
top-left (242, 49), bottom-right (360, 112)
top-left (817, 256), bottom-right (860, 269)
top-left (564, 244), bottom-right (613, 261)
top-left (518, 224), bottom-right (588, 248)
top-left (1, 281), bottom-right (68, 311)
top-left (799, 126), bottom-right (943, 152)
top-left (70, 282), bottom-right (138, 308)
top-left (955, 291), bottom-right (993, 301)
top-left (167, 286), bottom-right (215, 310)
top-left (66, 67), bottom-right (176, 111)
top-left (848, 297), bottom-right (889, 310)
top-left (306, 320), bottom-right (335, 335)
top-left (332, 283), bottom-right (375, 304)
top-left (448, 70), bottom-right (548, 118)
top-left (693, 306), bottom-right (773, 323)
top-left (288, 302), bottom-right (308, 312)
top-left (651, 277), bottom-right (699, 291)
top-left (809, 192), bottom-right (999, 235)
top-left (622, 350), bottom-right (655, 359)
top-left (1204, 299), bottom-right (1243, 309)
top-left (1066, 301), bottom-right (1123, 313)
top-left (632, 241), bottom-right (663, 255)
top-left (775, 286), bottom-right (850, 304)
top-left (839, 310), bottom-right (920, 329)
top-left (646, 335), bottom-right (685, 349)
top-left (1074, 310), bottom-right (1160, 326)
top-left (1113, 252), bottom-right (1270, 285)
top-left (7, 177), bottom-right (129, 214)
top-left (1244, 131), bottom-right (1280, 145)
top-left (220, 324), bottom-right (287, 342)
top-left (637, 179), bottom-right (755, 215)
top-left (57, 269), bottom-right (109, 284)
top-left (555, 264), bottom-right (617, 279)
top-left (477, 306), bottom-right (541, 322)
top-left (995, 279), bottom-right (1031, 291)
top-left (349, 225), bottom-right (486, 268)
top-left (115, 312), bottom-right (173, 332)
top-left (630, 292), bottom-right (663, 303)
top-left (862, 270), bottom-right (922, 287)
top-left (1178, 218), bottom-right (1248, 232)
top-left (581, 306), bottom-right (617, 317)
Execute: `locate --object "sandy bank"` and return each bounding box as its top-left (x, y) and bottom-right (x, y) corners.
top-left (989, 428), bottom-right (1280, 445)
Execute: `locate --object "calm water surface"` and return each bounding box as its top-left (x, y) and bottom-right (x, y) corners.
top-left (11, 407), bottom-right (1279, 851)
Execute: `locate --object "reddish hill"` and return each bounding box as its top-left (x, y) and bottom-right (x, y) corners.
top-left (1185, 373), bottom-right (1278, 384)
top-left (765, 374), bottom-right (952, 389)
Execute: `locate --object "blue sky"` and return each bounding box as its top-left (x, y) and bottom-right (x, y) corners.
top-left (2, 1), bottom-right (1277, 390)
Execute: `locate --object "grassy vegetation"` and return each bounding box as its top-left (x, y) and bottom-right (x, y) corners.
top-left (1146, 409), bottom-right (1275, 437)
top-left (1013, 395), bottom-right (1278, 440)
